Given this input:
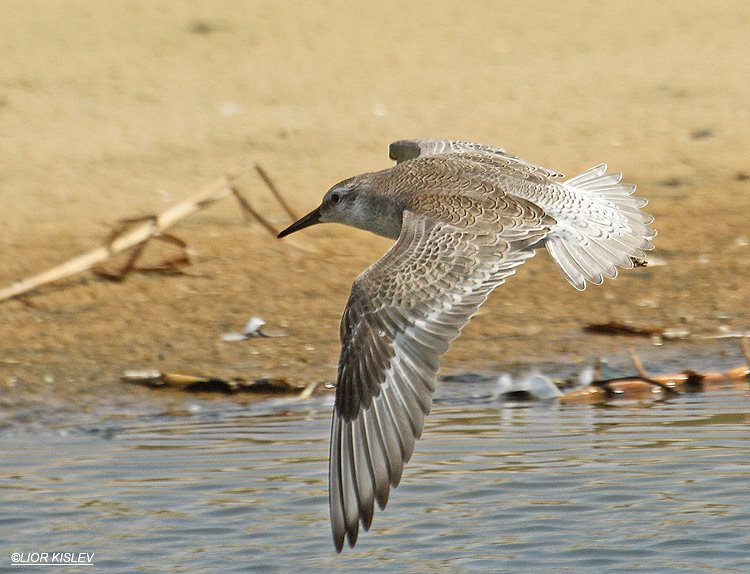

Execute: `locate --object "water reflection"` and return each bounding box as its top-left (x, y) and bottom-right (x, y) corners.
top-left (0, 378), bottom-right (748, 573)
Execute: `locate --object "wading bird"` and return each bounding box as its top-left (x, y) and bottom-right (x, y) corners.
top-left (277, 139), bottom-right (655, 552)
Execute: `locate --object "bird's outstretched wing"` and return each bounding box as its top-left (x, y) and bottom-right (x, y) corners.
top-left (388, 139), bottom-right (564, 179)
top-left (330, 209), bottom-right (550, 552)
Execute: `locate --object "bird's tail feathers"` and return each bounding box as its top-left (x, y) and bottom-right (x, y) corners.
top-left (546, 164), bottom-right (655, 290)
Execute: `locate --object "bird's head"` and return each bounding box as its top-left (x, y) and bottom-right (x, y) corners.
top-left (277, 177), bottom-right (360, 238)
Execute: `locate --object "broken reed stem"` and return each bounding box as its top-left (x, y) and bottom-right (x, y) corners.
top-left (230, 186), bottom-right (280, 237)
top-left (0, 162), bottom-right (314, 303)
top-left (92, 240), bottom-right (149, 281)
top-left (0, 171), bottom-right (242, 303)
top-left (255, 164), bottom-right (299, 221)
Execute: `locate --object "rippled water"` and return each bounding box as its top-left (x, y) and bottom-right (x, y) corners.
top-left (1, 373), bottom-right (749, 573)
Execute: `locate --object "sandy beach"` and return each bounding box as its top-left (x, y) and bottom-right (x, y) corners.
top-left (2, 1), bottom-right (749, 410)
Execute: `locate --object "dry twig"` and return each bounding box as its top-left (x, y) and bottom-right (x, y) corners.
top-left (0, 163), bottom-right (310, 302)
top-left (255, 165), bottom-right (299, 221)
top-left (0, 172), bottom-right (239, 302)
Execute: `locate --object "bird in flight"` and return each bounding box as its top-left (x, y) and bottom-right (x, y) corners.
top-left (277, 139), bottom-right (655, 552)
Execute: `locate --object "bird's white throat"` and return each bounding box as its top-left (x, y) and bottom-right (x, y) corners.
top-left (337, 194), bottom-right (404, 240)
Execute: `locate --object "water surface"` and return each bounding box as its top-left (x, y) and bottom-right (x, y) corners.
top-left (1, 374), bottom-right (749, 573)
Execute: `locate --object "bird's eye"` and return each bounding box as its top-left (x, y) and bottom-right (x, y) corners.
top-left (330, 193), bottom-right (341, 205)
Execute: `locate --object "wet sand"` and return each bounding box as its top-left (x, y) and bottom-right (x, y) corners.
top-left (2, 2), bottom-right (749, 410)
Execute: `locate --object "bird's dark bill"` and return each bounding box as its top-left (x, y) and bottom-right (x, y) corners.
top-left (277, 207), bottom-right (322, 238)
